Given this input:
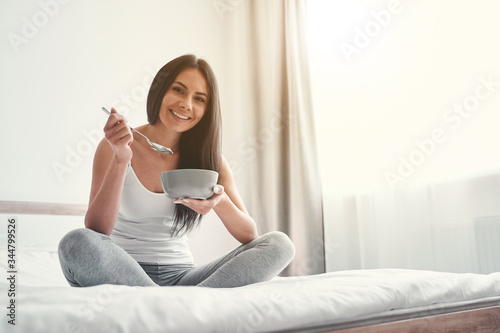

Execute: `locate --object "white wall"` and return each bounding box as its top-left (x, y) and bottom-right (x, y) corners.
top-left (0, 0), bottom-right (246, 262)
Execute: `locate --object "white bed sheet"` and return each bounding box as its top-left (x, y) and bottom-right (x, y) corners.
top-left (2, 246), bottom-right (500, 333)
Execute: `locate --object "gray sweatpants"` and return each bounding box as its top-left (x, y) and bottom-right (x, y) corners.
top-left (58, 228), bottom-right (295, 288)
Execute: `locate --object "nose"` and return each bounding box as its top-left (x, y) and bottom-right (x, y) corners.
top-left (179, 97), bottom-right (192, 111)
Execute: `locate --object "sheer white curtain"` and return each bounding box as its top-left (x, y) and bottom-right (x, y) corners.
top-left (306, 0), bottom-right (500, 273)
top-left (324, 172), bottom-right (500, 273)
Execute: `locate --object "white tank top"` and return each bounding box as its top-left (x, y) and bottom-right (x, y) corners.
top-left (109, 164), bottom-right (194, 264)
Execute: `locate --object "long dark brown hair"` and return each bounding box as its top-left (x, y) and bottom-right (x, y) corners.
top-left (147, 54), bottom-right (222, 236)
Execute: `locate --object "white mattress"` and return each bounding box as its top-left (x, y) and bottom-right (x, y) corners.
top-left (2, 246), bottom-right (500, 333)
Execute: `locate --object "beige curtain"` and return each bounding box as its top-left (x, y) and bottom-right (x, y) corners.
top-left (242, 0), bottom-right (324, 276)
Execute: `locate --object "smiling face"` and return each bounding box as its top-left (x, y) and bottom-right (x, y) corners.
top-left (156, 67), bottom-right (209, 134)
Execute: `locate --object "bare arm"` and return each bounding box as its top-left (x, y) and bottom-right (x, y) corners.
top-left (213, 157), bottom-right (258, 243)
top-left (84, 108), bottom-right (133, 235)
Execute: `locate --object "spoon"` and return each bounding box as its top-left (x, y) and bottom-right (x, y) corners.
top-left (101, 107), bottom-right (173, 154)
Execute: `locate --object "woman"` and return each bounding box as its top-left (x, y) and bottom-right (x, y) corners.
top-left (58, 54), bottom-right (295, 288)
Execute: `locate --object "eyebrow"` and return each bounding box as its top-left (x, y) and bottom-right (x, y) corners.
top-left (174, 81), bottom-right (208, 98)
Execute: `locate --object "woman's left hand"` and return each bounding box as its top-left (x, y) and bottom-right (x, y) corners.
top-left (173, 185), bottom-right (225, 215)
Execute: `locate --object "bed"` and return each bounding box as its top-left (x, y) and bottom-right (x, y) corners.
top-left (1, 200), bottom-right (500, 333)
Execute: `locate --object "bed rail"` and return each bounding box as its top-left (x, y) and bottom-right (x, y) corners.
top-left (0, 200), bottom-right (87, 216)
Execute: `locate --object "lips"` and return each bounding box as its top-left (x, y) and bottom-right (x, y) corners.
top-left (170, 109), bottom-right (190, 120)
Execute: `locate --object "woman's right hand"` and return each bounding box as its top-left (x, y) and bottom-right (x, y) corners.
top-left (103, 107), bottom-right (133, 163)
